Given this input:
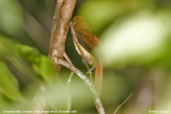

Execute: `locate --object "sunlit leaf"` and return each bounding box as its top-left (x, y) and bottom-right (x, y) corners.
top-left (97, 11), bottom-right (171, 67)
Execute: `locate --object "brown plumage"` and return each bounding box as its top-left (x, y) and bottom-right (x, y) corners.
top-left (72, 16), bottom-right (99, 52)
top-left (72, 16), bottom-right (103, 94)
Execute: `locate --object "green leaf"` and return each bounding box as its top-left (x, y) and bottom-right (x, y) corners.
top-left (32, 56), bottom-right (57, 83)
top-left (0, 36), bottom-right (57, 83)
top-left (14, 44), bottom-right (40, 63)
top-left (0, 61), bottom-right (24, 102)
top-left (14, 44), bottom-right (57, 82)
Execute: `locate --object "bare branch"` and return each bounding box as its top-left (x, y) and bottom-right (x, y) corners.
top-left (49, 0), bottom-right (77, 71)
top-left (64, 52), bottom-right (74, 66)
top-left (113, 93), bottom-right (133, 114)
top-left (52, 58), bottom-right (105, 114)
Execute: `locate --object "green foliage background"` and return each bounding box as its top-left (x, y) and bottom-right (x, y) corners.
top-left (0, 0), bottom-right (171, 114)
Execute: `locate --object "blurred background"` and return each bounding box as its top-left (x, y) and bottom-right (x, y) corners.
top-left (0, 0), bottom-right (171, 114)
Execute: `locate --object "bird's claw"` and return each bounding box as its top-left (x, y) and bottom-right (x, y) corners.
top-left (86, 65), bottom-right (95, 74)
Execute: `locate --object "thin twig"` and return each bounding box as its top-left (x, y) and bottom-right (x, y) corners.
top-left (63, 52), bottom-right (74, 111)
top-left (67, 72), bottom-right (73, 86)
top-left (49, 0), bottom-right (77, 71)
top-left (66, 72), bottom-right (73, 111)
top-left (64, 52), bottom-right (74, 66)
top-left (52, 58), bottom-right (105, 114)
top-left (113, 93), bottom-right (133, 114)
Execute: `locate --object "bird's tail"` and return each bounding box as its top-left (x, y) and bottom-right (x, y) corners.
top-left (95, 63), bottom-right (103, 95)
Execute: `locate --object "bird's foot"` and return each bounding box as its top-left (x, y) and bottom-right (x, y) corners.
top-left (86, 65), bottom-right (95, 74)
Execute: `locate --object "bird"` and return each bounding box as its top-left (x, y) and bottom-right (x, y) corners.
top-left (71, 16), bottom-right (103, 94)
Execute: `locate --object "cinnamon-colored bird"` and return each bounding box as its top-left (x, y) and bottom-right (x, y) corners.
top-left (70, 16), bottom-right (103, 94)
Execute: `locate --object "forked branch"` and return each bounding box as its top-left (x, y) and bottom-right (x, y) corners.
top-left (49, 0), bottom-right (76, 71)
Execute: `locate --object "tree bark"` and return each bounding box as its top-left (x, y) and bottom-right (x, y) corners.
top-left (49, 0), bottom-right (77, 71)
